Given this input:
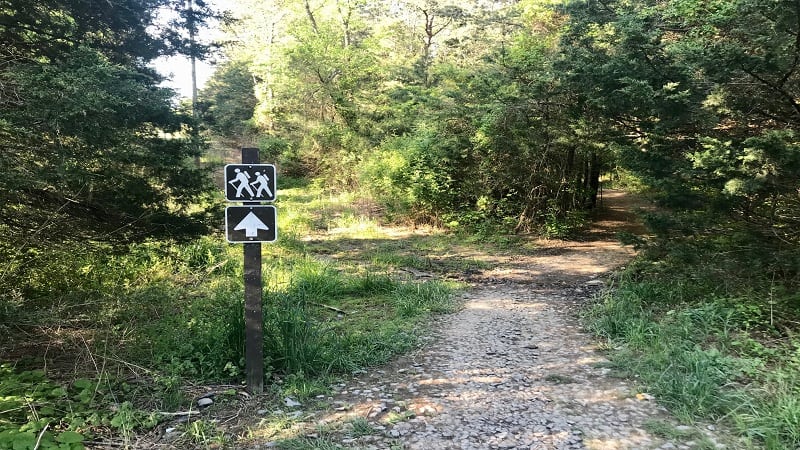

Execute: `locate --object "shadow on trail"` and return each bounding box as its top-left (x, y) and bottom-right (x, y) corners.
top-left (290, 190), bottom-right (647, 285)
top-left (588, 189), bottom-right (652, 239)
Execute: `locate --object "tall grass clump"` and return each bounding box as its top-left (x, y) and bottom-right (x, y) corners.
top-left (586, 235), bottom-right (800, 448)
top-left (259, 256), bottom-right (457, 377)
top-left (733, 376), bottom-right (800, 449)
top-left (118, 278), bottom-right (246, 381)
top-left (341, 271), bottom-right (396, 296)
top-left (391, 281), bottom-right (456, 318)
top-left (285, 257), bottom-right (344, 301)
top-left (264, 292), bottom-right (323, 375)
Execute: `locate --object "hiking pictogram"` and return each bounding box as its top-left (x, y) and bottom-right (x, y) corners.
top-left (224, 164), bottom-right (276, 201)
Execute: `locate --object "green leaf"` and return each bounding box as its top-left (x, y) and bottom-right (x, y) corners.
top-left (71, 380), bottom-right (92, 390)
top-left (11, 432), bottom-right (35, 450)
top-left (49, 387), bottom-right (67, 398)
top-left (55, 431), bottom-right (83, 444)
top-left (61, 443), bottom-right (85, 450)
top-left (0, 430), bottom-right (18, 445)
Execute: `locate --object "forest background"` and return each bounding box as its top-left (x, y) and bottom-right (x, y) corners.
top-left (1, 0), bottom-right (799, 448)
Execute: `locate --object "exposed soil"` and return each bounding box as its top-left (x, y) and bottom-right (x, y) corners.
top-left (249, 191), bottom-right (728, 450)
top-left (147, 190), bottom-right (731, 449)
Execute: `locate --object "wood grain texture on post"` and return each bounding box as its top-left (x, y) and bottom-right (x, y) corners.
top-left (242, 147), bottom-right (264, 394)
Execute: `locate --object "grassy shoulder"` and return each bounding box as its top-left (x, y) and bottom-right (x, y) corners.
top-left (0, 180), bottom-right (499, 449)
top-left (584, 235), bottom-right (800, 449)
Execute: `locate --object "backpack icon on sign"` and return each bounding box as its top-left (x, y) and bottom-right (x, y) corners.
top-left (250, 171), bottom-right (274, 198)
top-left (229, 168), bottom-right (255, 198)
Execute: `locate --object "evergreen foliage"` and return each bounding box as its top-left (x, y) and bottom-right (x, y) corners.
top-left (558, 0), bottom-right (799, 274)
top-left (199, 60), bottom-right (258, 138)
top-left (3, 0), bottom-right (800, 446)
top-left (0, 0), bottom-right (217, 222)
top-left (0, 0), bottom-right (217, 298)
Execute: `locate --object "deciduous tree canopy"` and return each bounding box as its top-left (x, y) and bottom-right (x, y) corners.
top-left (203, 0), bottom-right (798, 265)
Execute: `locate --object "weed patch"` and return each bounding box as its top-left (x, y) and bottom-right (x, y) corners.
top-left (0, 182), bottom-right (471, 447)
top-left (0, 365), bottom-right (160, 449)
top-left (585, 243), bottom-right (800, 448)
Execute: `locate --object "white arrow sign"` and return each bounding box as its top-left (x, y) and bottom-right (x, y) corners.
top-left (234, 211), bottom-right (270, 237)
top-left (225, 205), bottom-right (277, 243)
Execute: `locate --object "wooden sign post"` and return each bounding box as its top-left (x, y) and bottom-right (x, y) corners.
top-left (242, 148), bottom-right (263, 393)
top-left (223, 147), bottom-right (279, 394)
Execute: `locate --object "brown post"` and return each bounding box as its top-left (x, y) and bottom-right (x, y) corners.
top-left (242, 147), bottom-right (264, 394)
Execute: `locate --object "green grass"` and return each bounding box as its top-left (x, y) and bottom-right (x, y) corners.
top-left (0, 180), bottom-right (474, 448)
top-left (346, 417), bottom-right (374, 437)
top-left (182, 419), bottom-right (229, 448)
top-left (584, 251), bottom-right (800, 449)
top-left (642, 419), bottom-right (701, 440)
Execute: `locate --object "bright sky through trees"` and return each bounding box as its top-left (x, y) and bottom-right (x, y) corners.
top-left (153, 0), bottom-right (230, 98)
top-left (155, 53), bottom-right (215, 98)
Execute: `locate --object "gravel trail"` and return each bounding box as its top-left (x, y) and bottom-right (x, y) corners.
top-left (312, 279), bottom-right (717, 450)
top-left (292, 192), bottom-right (728, 450)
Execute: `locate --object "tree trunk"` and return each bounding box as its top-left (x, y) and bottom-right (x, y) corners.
top-left (588, 152), bottom-right (601, 208)
top-left (562, 147), bottom-right (575, 212)
top-left (337, 0), bottom-right (352, 48)
top-left (304, 0), bottom-right (319, 34)
top-left (187, 0), bottom-right (198, 118)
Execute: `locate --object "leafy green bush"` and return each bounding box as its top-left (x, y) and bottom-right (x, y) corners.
top-left (356, 141), bottom-right (414, 218)
top-left (542, 207), bottom-right (590, 239)
top-left (0, 366), bottom-right (159, 450)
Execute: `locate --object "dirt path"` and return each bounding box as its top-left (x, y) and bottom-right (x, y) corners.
top-left (254, 191), bottom-right (725, 449)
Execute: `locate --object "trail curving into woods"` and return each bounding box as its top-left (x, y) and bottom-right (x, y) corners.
top-left (246, 191), bottom-right (728, 450)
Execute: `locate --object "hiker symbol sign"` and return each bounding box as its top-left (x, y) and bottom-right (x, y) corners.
top-left (224, 164), bottom-right (276, 202)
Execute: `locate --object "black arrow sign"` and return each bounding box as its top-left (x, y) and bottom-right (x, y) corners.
top-left (225, 206), bottom-right (277, 243)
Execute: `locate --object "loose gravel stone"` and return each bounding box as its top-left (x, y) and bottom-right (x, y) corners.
top-left (278, 193), bottom-right (735, 450)
top-left (303, 280), bottom-right (733, 449)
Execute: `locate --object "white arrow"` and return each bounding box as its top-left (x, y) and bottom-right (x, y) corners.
top-left (234, 211), bottom-right (270, 237)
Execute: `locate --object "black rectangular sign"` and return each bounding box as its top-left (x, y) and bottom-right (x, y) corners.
top-left (224, 164), bottom-right (277, 202)
top-left (225, 205), bottom-right (277, 243)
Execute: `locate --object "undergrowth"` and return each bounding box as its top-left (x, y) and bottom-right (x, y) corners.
top-left (585, 230), bottom-right (800, 449)
top-left (0, 182), bottom-right (463, 449)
